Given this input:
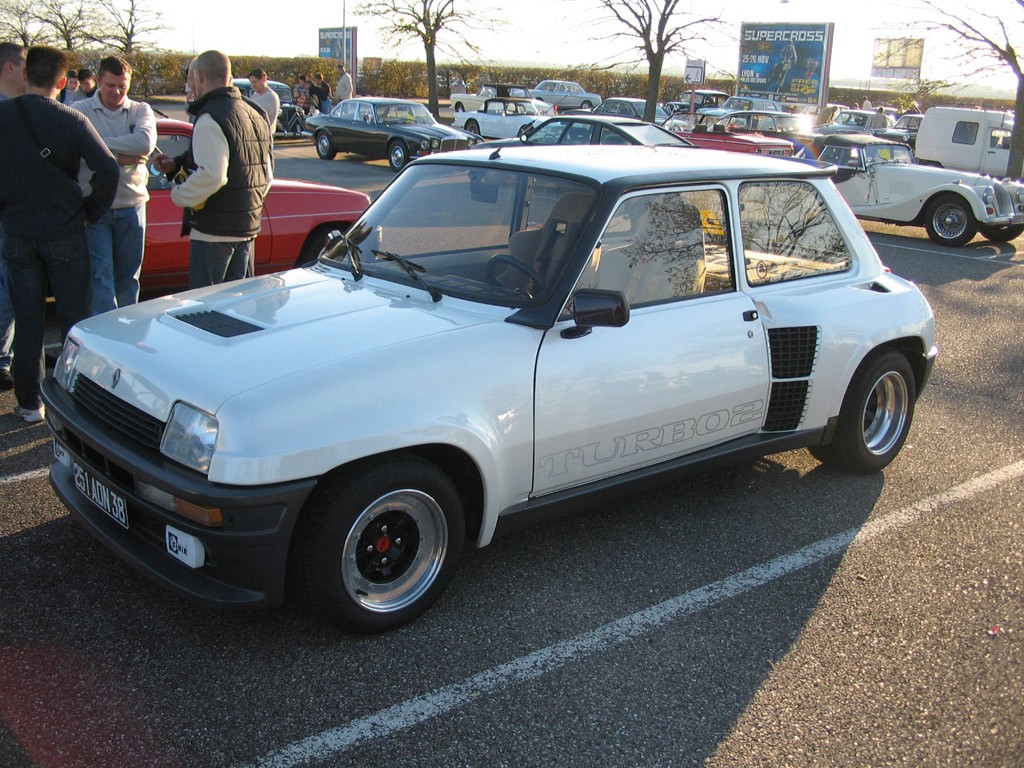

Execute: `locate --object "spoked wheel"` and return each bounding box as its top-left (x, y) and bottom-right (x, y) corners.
top-left (924, 193), bottom-right (976, 246)
top-left (290, 456), bottom-right (465, 633)
top-left (810, 350), bottom-right (917, 474)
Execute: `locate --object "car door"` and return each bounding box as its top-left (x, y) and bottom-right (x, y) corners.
top-left (532, 187), bottom-right (770, 495)
top-left (982, 127), bottom-right (1011, 176)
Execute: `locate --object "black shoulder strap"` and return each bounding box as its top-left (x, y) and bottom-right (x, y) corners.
top-left (14, 97), bottom-right (75, 178)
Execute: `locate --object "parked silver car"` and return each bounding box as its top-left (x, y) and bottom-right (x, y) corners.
top-left (530, 80), bottom-right (602, 110)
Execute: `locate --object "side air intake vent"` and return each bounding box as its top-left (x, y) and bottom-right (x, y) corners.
top-left (764, 380), bottom-right (810, 432)
top-left (174, 311), bottom-right (263, 338)
top-left (768, 326), bottom-right (819, 379)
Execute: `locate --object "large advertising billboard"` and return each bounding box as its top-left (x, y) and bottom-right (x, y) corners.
top-left (871, 37), bottom-right (924, 80)
top-left (319, 27), bottom-right (358, 74)
top-left (738, 23), bottom-right (834, 108)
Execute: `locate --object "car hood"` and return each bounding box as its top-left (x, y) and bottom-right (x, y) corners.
top-left (68, 267), bottom-right (501, 420)
top-left (872, 162), bottom-right (1020, 189)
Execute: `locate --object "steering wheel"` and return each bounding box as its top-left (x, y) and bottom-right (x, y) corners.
top-left (486, 253), bottom-right (545, 297)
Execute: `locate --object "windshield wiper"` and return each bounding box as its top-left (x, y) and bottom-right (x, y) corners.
top-left (323, 229), bottom-right (363, 280)
top-left (372, 249), bottom-right (442, 302)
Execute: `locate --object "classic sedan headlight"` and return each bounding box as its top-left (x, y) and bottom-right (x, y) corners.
top-left (54, 336), bottom-right (80, 391)
top-left (161, 402), bottom-right (218, 474)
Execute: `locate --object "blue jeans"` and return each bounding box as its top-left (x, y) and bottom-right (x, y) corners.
top-left (86, 204), bottom-right (146, 315)
top-left (188, 239), bottom-right (253, 289)
top-left (4, 230), bottom-right (91, 410)
top-left (0, 225), bottom-right (13, 372)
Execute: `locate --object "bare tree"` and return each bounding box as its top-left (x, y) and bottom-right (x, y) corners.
top-left (36, 0), bottom-right (98, 50)
top-left (0, 0), bottom-right (50, 46)
top-left (594, 0), bottom-right (722, 122)
top-left (355, 0), bottom-right (492, 117)
top-left (91, 0), bottom-right (164, 53)
top-left (920, 0), bottom-right (1024, 176)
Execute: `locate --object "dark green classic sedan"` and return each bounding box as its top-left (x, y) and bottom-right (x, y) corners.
top-left (306, 97), bottom-right (481, 170)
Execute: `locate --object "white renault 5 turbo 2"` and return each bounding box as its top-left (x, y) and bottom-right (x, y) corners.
top-left (43, 146), bottom-right (936, 633)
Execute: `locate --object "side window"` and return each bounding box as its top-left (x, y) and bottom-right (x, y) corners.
top-left (577, 189), bottom-right (735, 307)
top-left (338, 101), bottom-right (357, 121)
top-left (355, 103), bottom-right (375, 123)
top-left (528, 120), bottom-right (569, 144)
top-left (597, 126), bottom-right (630, 145)
top-left (952, 121), bottom-right (979, 145)
top-left (561, 122), bottom-right (595, 145)
top-left (739, 181), bottom-right (852, 286)
top-left (991, 128), bottom-right (1011, 150)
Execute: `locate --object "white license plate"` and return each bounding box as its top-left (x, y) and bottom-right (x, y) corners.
top-left (1012, 213), bottom-right (1024, 224)
top-left (57, 441), bottom-right (129, 529)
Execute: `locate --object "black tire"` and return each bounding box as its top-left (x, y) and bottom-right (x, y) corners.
top-left (290, 455), bottom-right (465, 633)
top-left (453, 101), bottom-right (465, 112)
top-left (315, 131), bottom-right (337, 160)
top-left (580, 101), bottom-right (593, 110)
top-left (388, 140), bottom-right (409, 171)
top-left (810, 350), bottom-right (917, 474)
top-left (924, 193), bottom-right (977, 247)
top-left (297, 224), bottom-right (345, 266)
top-left (464, 119), bottom-right (480, 135)
top-left (978, 223), bottom-right (1024, 243)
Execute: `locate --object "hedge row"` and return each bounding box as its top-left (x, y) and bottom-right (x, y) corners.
top-left (96, 50), bottom-right (1012, 114)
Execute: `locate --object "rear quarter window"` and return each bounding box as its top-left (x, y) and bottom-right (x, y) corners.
top-left (738, 181), bottom-right (852, 286)
top-left (952, 121), bottom-right (979, 145)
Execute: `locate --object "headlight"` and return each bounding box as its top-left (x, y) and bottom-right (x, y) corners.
top-left (982, 187), bottom-right (995, 204)
top-left (431, 138), bottom-right (440, 149)
top-left (161, 402), bottom-right (218, 474)
top-left (420, 138), bottom-right (431, 150)
top-left (1016, 188), bottom-right (1024, 203)
top-left (54, 336), bottom-right (80, 391)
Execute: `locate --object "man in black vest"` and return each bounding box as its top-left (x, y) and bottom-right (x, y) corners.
top-left (0, 46), bottom-right (118, 422)
top-left (154, 50), bottom-right (272, 288)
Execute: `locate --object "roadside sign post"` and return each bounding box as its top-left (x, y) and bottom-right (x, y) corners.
top-left (685, 59), bottom-right (706, 116)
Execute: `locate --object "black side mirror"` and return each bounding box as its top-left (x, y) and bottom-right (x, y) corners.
top-left (562, 290), bottom-right (630, 338)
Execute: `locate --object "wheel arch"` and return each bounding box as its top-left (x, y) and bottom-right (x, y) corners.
top-left (915, 188), bottom-right (986, 224)
top-left (305, 444), bottom-right (486, 548)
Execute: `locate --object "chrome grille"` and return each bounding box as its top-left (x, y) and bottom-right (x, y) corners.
top-left (440, 138), bottom-right (471, 152)
top-left (71, 375), bottom-right (164, 450)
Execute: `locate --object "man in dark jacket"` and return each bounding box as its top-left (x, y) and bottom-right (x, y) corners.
top-left (154, 50), bottom-right (272, 288)
top-left (0, 46), bottom-right (119, 422)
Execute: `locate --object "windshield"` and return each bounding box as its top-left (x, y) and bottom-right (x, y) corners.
top-left (865, 144), bottom-right (915, 164)
top-left (324, 164), bottom-right (597, 307)
top-left (620, 123), bottom-right (690, 146)
top-left (375, 102), bottom-right (437, 125)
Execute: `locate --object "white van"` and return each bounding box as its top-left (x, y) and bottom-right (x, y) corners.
top-left (915, 107), bottom-right (1014, 177)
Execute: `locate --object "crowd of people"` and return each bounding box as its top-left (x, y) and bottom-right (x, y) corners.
top-left (292, 63), bottom-right (353, 116)
top-left (0, 44), bottom-right (274, 424)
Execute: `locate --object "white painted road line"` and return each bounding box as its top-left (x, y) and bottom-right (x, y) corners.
top-left (239, 459), bottom-right (1024, 768)
top-left (0, 468), bottom-right (50, 486)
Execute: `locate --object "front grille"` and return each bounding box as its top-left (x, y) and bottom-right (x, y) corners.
top-left (768, 326), bottom-right (819, 379)
top-left (764, 380), bottom-right (810, 432)
top-left (71, 375), bottom-right (164, 450)
top-left (174, 311), bottom-right (263, 338)
top-left (440, 138), bottom-right (471, 152)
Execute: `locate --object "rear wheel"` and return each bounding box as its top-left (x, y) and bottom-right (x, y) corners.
top-left (290, 456), bottom-right (465, 633)
top-left (453, 101), bottom-right (465, 112)
top-left (388, 140), bottom-right (409, 171)
top-left (464, 119), bottom-right (480, 134)
top-left (924, 193), bottom-right (977, 246)
top-left (978, 223), bottom-right (1024, 243)
top-left (810, 350), bottom-right (916, 474)
top-left (580, 100), bottom-right (593, 109)
top-left (315, 131), bottom-right (337, 160)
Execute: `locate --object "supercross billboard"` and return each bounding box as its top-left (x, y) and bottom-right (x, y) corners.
top-left (738, 23), bottom-right (834, 108)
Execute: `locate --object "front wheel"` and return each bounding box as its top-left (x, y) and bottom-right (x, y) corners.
top-left (290, 456), bottom-right (465, 633)
top-left (978, 223), bottom-right (1024, 243)
top-left (453, 101), bottom-right (465, 112)
top-left (315, 131), bottom-right (337, 160)
top-left (924, 193), bottom-right (977, 246)
top-left (810, 350), bottom-right (916, 474)
top-left (388, 140), bottom-right (409, 171)
top-left (464, 119), bottom-right (480, 135)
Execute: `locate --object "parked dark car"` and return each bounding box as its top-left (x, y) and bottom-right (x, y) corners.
top-left (305, 97), bottom-right (481, 170)
top-left (574, 97), bottom-right (674, 123)
top-left (232, 77), bottom-right (305, 137)
top-left (473, 114), bottom-right (696, 150)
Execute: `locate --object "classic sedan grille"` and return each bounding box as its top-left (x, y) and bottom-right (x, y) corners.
top-left (71, 375), bottom-right (165, 450)
top-left (439, 138), bottom-right (471, 152)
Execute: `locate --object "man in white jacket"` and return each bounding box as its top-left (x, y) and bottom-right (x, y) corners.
top-left (73, 55), bottom-right (156, 314)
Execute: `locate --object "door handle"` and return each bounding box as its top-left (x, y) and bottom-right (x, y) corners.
top-left (743, 310), bottom-right (759, 322)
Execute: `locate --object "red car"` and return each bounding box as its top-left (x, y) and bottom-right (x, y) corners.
top-left (143, 119), bottom-right (370, 292)
top-left (665, 115), bottom-right (794, 157)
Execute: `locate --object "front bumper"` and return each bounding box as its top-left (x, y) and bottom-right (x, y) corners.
top-left (42, 377), bottom-right (318, 609)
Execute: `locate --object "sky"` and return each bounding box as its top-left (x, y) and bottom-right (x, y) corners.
top-left (161, 0), bottom-right (1016, 94)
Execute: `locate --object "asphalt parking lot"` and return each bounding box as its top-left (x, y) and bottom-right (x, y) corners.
top-left (1, 140), bottom-right (1022, 767)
